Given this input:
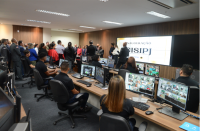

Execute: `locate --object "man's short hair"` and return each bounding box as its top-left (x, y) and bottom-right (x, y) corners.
top-left (111, 43), bottom-right (114, 46)
top-left (39, 52), bottom-right (47, 59)
top-left (2, 39), bottom-right (7, 43)
top-left (89, 40), bottom-right (93, 44)
top-left (24, 50), bottom-right (30, 55)
top-left (18, 40), bottom-right (22, 45)
top-left (92, 55), bottom-right (99, 62)
top-left (61, 62), bottom-right (69, 71)
top-left (181, 64), bottom-right (193, 76)
top-left (57, 40), bottom-right (61, 44)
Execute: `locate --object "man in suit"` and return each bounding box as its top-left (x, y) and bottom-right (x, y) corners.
top-left (109, 43), bottom-right (115, 58)
top-left (0, 39), bottom-right (10, 66)
top-left (18, 40), bottom-right (25, 56)
top-left (116, 42), bottom-right (129, 69)
top-left (87, 40), bottom-right (96, 56)
top-left (10, 38), bottom-right (25, 80)
top-left (73, 44), bottom-right (78, 61)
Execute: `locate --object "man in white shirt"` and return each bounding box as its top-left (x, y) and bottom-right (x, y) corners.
top-left (55, 40), bottom-right (65, 59)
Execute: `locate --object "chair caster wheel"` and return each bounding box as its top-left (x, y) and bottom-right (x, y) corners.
top-left (71, 125), bottom-right (75, 128)
top-left (53, 122), bottom-right (56, 125)
top-left (58, 112), bottom-right (62, 116)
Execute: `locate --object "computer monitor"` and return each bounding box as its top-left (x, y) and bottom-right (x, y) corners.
top-left (46, 56), bottom-right (50, 62)
top-left (157, 78), bottom-right (189, 120)
top-left (95, 66), bottom-right (105, 86)
top-left (136, 63), bottom-right (144, 74)
top-left (125, 72), bottom-right (155, 97)
top-left (81, 64), bottom-right (95, 78)
top-left (145, 64), bottom-right (160, 78)
top-left (107, 59), bottom-right (115, 68)
top-left (0, 65), bottom-right (7, 89)
top-left (82, 56), bottom-right (88, 63)
top-left (59, 59), bottom-right (68, 67)
top-left (99, 58), bottom-right (108, 66)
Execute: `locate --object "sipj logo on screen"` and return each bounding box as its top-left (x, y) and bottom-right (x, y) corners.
top-left (128, 48), bottom-right (152, 55)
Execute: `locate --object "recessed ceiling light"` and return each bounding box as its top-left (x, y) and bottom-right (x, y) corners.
top-left (80, 26), bottom-right (95, 29)
top-left (27, 19), bottom-right (51, 24)
top-left (36, 10), bottom-right (70, 17)
top-left (100, 0), bottom-right (109, 2)
top-left (147, 11), bottom-right (170, 18)
top-left (68, 29), bottom-right (83, 31)
top-left (103, 21), bottom-right (123, 25)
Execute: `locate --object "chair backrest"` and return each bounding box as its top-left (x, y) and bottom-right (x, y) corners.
top-left (49, 80), bottom-right (70, 103)
top-left (187, 86), bottom-right (199, 113)
top-left (118, 69), bottom-right (130, 81)
top-left (100, 113), bottom-right (132, 131)
top-left (33, 69), bottom-right (44, 90)
top-left (21, 56), bottom-right (32, 76)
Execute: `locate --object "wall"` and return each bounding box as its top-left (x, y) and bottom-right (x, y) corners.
top-left (13, 25), bottom-right (43, 44)
top-left (0, 24), bottom-right (13, 40)
top-left (43, 28), bottom-right (51, 43)
top-left (51, 31), bottom-right (79, 47)
top-left (79, 18), bottom-right (199, 79)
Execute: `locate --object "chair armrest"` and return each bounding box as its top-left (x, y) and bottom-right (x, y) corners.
top-left (138, 121), bottom-right (148, 131)
top-left (97, 109), bottom-right (103, 116)
top-left (75, 93), bottom-right (84, 99)
top-left (44, 77), bottom-right (53, 81)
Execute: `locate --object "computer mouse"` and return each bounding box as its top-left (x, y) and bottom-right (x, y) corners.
top-left (145, 111), bottom-right (153, 115)
top-left (87, 84), bottom-right (91, 87)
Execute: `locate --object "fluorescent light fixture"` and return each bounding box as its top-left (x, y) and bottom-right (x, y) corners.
top-left (36, 10), bottom-right (70, 17)
top-left (80, 26), bottom-right (95, 29)
top-left (100, 0), bottom-right (109, 2)
top-left (147, 11), bottom-right (170, 18)
top-left (68, 29), bottom-right (83, 31)
top-left (103, 21), bottom-right (123, 25)
top-left (27, 19), bottom-right (51, 24)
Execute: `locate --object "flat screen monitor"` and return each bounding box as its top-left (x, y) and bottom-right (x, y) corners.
top-left (107, 59), bottom-right (115, 68)
top-left (81, 64), bottom-right (95, 78)
top-left (46, 56), bottom-right (50, 62)
top-left (99, 58), bottom-right (108, 66)
top-left (157, 78), bottom-right (189, 111)
top-left (0, 68), bottom-right (7, 89)
top-left (82, 56), bottom-right (88, 63)
top-left (136, 63), bottom-right (144, 74)
top-left (117, 36), bottom-right (172, 65)
top-left (145, 64), bottom-right (159, 77)
top-left (59, 59), bottom-right (68, 67)
top-left (95, 66), bottom-right (105, 86)
top-left (125, 72), bottom-right (155, 96)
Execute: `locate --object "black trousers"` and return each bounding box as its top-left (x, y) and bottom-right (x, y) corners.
top-left (13, 61), bottom-right (22, 79)
top-left (116, 61), bottom-right (125, 69)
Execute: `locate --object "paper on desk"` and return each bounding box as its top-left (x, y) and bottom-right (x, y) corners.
top-left (132, 97), bottom-right (148, 103)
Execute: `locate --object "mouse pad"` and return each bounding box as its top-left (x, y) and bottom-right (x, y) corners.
top-left (179, 122), bottom-right (199, 131)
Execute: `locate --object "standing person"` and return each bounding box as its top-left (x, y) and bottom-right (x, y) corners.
top-left (120, 57), bottom-right (139, 74)
top-left (87, 40), bottom-right (96, 56)
top-left (0, 39), bottom-right (10, 66)
top-left (18, 40), bottom-right (25, 56)
top-left (48, 43), bottom-right (59, 65)
top-left (64, 42), bottom-right (75, 70)
top-left (24, 43), bottom-right (28, 50)
top-left (109, 43), bottom-right (115, 59)
top-left (86, 45), bottom-right (88, 55)
top-left (28, 43), bottom-right (38, 66)
top-left (100, 75), bottom-right (136, 131)
top-left (38, 43), bottom-right (47, 56)
top-left (34, 44), bottom-right (39, 55)
top-left (10, 38), bottom-right (25, 80)
top-left (77, 45), bottom-right (82, 57)
top-left (91, 55), bottom-right (104, 68)
top-left (82, 46), bottom-right (87, 56)
top-left (116, 42), bottom-right (129, 69)
top-left (97, 46), bottom-right (104, 58)
top-left (96, 44), bottom-right (100, 51)
top-left (112, 44), bottom-right (119, 65)
top-left (55, 40), bottom-right (65, 59)
top-left (73, 44), bottom-right (78, 61)
top-left (46, 42), bottom-right (49, 51)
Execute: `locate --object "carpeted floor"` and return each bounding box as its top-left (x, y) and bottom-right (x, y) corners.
top-left (16, 81), bottom-right (100, 131)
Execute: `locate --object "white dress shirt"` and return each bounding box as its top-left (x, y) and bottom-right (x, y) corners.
top-left (55, 44), bottom-right (65, 54)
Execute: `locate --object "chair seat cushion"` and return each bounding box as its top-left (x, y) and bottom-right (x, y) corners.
top-left (57, 101), bottom-right (79, 111)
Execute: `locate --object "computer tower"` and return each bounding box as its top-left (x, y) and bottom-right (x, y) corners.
top-left (14, 94), bottom-right (21, 123)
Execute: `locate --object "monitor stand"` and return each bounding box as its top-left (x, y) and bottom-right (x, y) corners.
top-left (158, 106), bottom-right (188, 121)
top-left (132, 94), bottom-right (148, 103)
top-left (94, 83), bottom-right (108, 89)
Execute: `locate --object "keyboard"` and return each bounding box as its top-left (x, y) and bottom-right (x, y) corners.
top-left (77, 80), bottom-right (92, 86)
top-left (72, 73), bottom-right (83, 79)
top-left (127, 99), bottom-right (150, 111)
top-left (48, 65), bottom-right (56, 69)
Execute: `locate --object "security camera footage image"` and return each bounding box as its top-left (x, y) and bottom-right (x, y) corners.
top-left (99, 58), bottom-right (108, 66)
top-left (136, 63), bottom-right (144, 74)
top-left (82, 56), bottom-right (87, 62)
top-left (81, 64), bottom-right (95, 78)
top-left (96, 67), bottom-right (104, 84)
top-left (59, 59), bottom-right (68, 67)
top-left (157, 78), bottom-right (188, 110)
top-left (145, 64), bottom-right (159, 77)
top-left (107, 59), bottom-right (115, 68)
top-left (125, 73), bottom-right (155, 96)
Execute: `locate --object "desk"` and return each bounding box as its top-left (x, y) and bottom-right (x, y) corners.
top-left (109, 70), bottom-right (118, 76)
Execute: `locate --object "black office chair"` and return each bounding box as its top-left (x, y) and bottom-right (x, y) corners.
top-left (186, 86), bottom-right (199, 113)
top-left (33, 69), bottom-right (53, 102)
top-left (21, 56), bottom-right (34, 88)
top-left (118, 69), bottom-right (130, 80)
top-left (97, 110), bottom-right (148, 131)
top-left (49, 80), bottom-right (87, 128)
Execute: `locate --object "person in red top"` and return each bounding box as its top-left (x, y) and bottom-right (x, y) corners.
top-left (48, 43), bottom-right (59, 65)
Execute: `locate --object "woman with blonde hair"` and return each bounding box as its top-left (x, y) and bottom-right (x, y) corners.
top-left (28, 43), bottom-right (38, 66)
top-left (100, 75), bottom-right (136, 130)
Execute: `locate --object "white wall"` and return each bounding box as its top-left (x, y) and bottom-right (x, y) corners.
top-left (51, 31), bottom-right (79, 47)
top-left (43, 28), bottom-right (51, 43)
top-left (0, 24), bottom-right (13, 40)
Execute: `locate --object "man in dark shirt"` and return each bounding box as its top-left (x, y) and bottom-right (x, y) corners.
top-left (24, 50), bottom-right (35, 69)
top-left (54, 62), bottom-right (92, 113)
top-left (91, 55), bottom-right (104, 68)
top-left (0, 39), bottom-right (10, 66)
top-left (109, 43), bottom-right (115, 58)
top-left (176, 64), bottom-right (199, 88)
top-left (35, 52), bottom-right (57, 84)
top-left (18, 40), bottom-right (25, 56)
top-left (87, 40), bottom-right (96, 56)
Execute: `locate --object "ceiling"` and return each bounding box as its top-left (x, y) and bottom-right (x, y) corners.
top-left (0, 0), bottom-right (199, 33)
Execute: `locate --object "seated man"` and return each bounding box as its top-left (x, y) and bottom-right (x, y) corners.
top-left (35, 52), bottom-right (57, 84)
top-left (24, 50), bottom-right (35, 69)
top-left (176, 64), bottom-right (199, 88)
top-left (54, 62), bottom-right (92, 113)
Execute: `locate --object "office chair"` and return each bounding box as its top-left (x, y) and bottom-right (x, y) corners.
top-left (33, 69), bottom-right (53, 102)
top-left (21, 56), bottom-right (34, 88)
top-left (186, 86), bottom-right (199, 113)
top-left (49, 80), bottom-right (87, 128)
top-left (118, 69), bottom-right (130, 81)
top-left (97, 110), bottom-right (148, 131)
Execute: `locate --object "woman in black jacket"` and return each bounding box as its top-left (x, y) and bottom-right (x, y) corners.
top-left (120, 57), bottom-right (139, 74)
top-left (38, 43), bottom-right (47, 56)
top-left (64, 42), bottom-right (75, 70)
